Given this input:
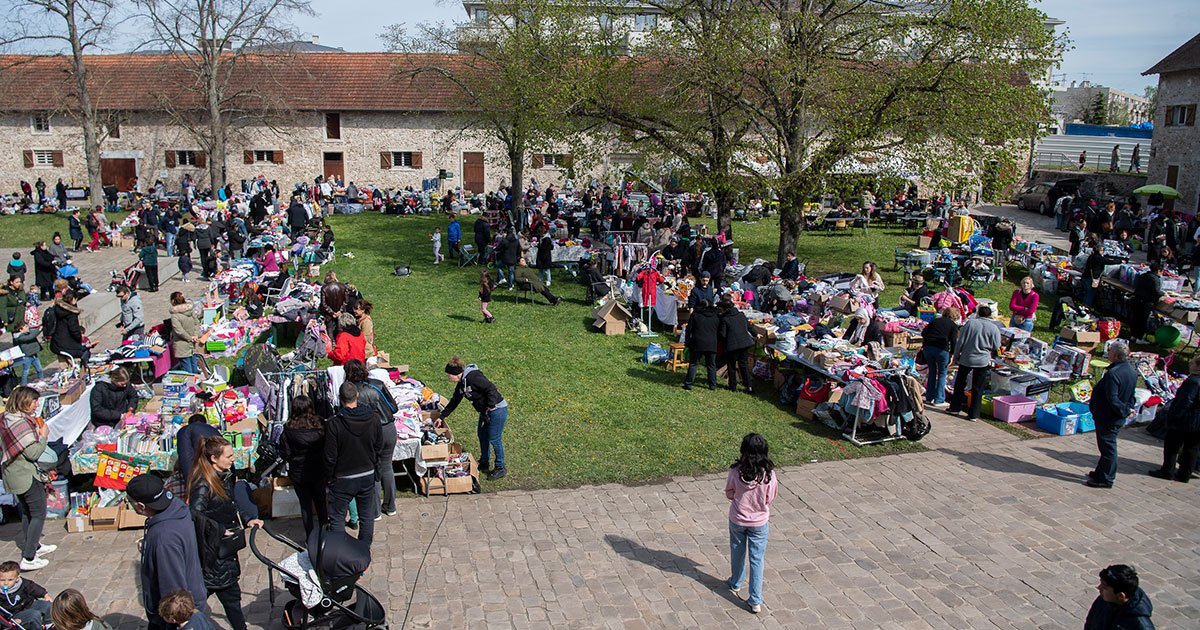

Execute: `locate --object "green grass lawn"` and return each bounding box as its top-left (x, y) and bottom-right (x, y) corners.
top-left (319, 213), bottom-right (933, 491)
top-left (0, 210), bottom-right (130, 249)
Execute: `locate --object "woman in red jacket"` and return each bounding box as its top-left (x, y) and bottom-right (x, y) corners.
top-left (329, 313), bottom-right (366, 365)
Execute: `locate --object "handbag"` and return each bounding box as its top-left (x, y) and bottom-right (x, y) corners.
top-left (218, 526), bottom-right (247, 558)
top-left (915, 348), bottom-right (927, 365)
top-left (798, 377), bottom-right (831, 403)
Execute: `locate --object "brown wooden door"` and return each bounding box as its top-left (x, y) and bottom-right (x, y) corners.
top-left (101, 158), bottom-right (137, 192)
top-left (1166, 164), bottom-right (1179, 211)
top-left (463, 152), bottom-right (484, 195)
top-left (323, 152), bottom-right (344, 182)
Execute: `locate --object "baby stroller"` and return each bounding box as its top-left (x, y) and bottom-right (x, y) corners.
top-left (109, 260), bottom-right (143, 292)
top-left (250, 526), bottom-right (386, 630)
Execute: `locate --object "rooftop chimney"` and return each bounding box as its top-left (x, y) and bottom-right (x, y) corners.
top-left (312, 35), bottom-right (320, 45)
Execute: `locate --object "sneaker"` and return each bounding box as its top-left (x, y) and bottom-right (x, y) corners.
top-left (374, 513), bottom-right (382, 521)
top-left (19, 557), bottom-right (48, 571)
top-left (1085, 479), bottom-right (1113, 489)
top-left (486, 467), bottom-right (508, 481)
top-left (35, 544), bottom-right (56, 557)
top-left (346, 520), bottom-right (359, 530)
top-left (728, 582), bottom-right (742, 596)
top-left (385, 510), bottom-right (397, 517)
top-left (750, 603), bottom-right (761, 614)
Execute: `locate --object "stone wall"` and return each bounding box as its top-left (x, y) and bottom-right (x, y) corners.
top-left (1148, 68), bottom-right (1200, 214)
top-left (2, 109), bottom-right (625, 198)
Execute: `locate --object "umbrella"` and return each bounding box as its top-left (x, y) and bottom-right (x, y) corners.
top-left (1131, 184), bottom-right (1183, 199)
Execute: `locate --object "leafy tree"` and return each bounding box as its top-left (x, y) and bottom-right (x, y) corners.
top-left (1086, 92), bottom-right (1108, 125)
top-left (1, 0), bottom-right (120, 207)
top-left (1142, 85), bottom-right (1157, 120)
top-left (715, 0), bottom-right (1060, 263)
top-left (382, 0), bottom-right (609, 218)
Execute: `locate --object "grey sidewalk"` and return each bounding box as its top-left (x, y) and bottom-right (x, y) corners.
top-left (4, 411), bottom-right (1195, 630)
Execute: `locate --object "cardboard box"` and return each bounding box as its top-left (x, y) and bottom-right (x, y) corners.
top-left (271, 486), bottom-right (301, 518)
top-left (827, 295), bottom-right (853, 314)
top-left (924, 218), bottom-right (942, 231)
top-left (827, 387), bottom-right (843, 405)
top-left (882, 330), bottom-right (908, 347)
top-left (918, 235), bottom-right (933, 249)
top-left (795, 397), bottom-right (818, 419)
top-left (252, 486), bottom-right (273, 519)
top-left (49, 378), bottom-right (86, 406)
top-left (1059, 327), bottom-right (1100, 352)
top-left (421, 441), bottom-right (452, 461)
top-left (65, 514), bottom-right (91, 533)
top-left (90, 506), bottom-right (120, 531)
top-left (118, 505), bottom-right (146, 529)
top-left (420, 447), bottom-right (479, 495)
top-left (591, 301), bottom-right (633, 335)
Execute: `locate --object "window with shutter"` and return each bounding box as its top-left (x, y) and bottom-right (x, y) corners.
top-left (274, 151), bottom-right (284, 164)
top-left (244, 150), bottom-right (254, 164)
top-left (31, 114), bottom-right (50, 134)
top-left (326, 113), bottom-right (341, 139)
top-left (165, 151), bottom-right (176, 168)
top-left (23, 150), bottom-right (33, 168)
top-left (52, 151), bottom-right (64, 167)
top-left (31, 150), bottom-right (55, 166)
top-left (390, 152), bottom-right (414, 168)
top-left (380, 152), bottom-right (392, 169)
top-left (412, 152), bottom-right (422, 169)
top-left (1187, 104), bottom-right (1197, 126)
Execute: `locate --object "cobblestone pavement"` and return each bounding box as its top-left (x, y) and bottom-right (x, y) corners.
top-left (2, 411), bottom-right (1196, 630)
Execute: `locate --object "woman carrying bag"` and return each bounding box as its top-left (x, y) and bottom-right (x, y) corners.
top-left (1, 386), bottom-right (56, 571)
top-left (186, 436), bottom-right (263, 630)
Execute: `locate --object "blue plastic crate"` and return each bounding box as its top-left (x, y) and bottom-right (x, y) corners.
top-left (1035, 404), bottom-right (1077, 435)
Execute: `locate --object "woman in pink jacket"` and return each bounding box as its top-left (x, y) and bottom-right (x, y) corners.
top-left (726, 433), bottom-right (778, 614)
top-left (1009, 276), bottom-right (1039, 332)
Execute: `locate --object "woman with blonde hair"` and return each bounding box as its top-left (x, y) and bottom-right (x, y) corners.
top-left (1, 386), bottom-right (53, 570)
top-left (50, 589), bottom-right (107, 630)
top-left (186, 436), bottom-right (262, 630)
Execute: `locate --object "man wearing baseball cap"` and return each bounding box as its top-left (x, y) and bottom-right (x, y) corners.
top-left (126, 474), bottom-right (207, 630)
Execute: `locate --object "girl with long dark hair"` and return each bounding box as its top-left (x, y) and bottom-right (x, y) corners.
top-left (725, 433), bottom-right (778, 614)
top-left (186, 436), bottom-right (262, 630)
top-left (279, 395), bottom-right (327, 534)
top-left (479, 270), bottom-right (495, 324)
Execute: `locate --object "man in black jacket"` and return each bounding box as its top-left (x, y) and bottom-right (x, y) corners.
top-left (779, 252), bottom-right (799, 281)
top-left (498, 231), bottom-right (520, 289)
top-left (324, 383), bottom-right (385, 545)
top-left (127, 474), bottom-right (208, 630)
top-left (89, 367), bottom-right (138, 428)
top-left (443, 356), bottom-right (509, 480)
top-left (287, 198), bottom-right (309, 235)
top-left (194, 221), bottom-right (214, 280)
top-left (1149, 354), bottom-right (1200, 483)
top-left (718, 297), bottom-right (754, 393)
top-left (344, 360), bottom-right (400, 517)
top-left (1087, 341), bottom-right (1138, 488)
top-left (1131, 264), bottom-right (1164, 344)
top-left (473, 217), bottom-right (492, 266)
top-left (684, 301), bottom-right (720, 390)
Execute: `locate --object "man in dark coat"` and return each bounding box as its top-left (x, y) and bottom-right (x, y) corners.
top-left (1087, 341), bottom-right (1138, 488)
top-left (249, 192), bottom-right (269, 224)
top-left (193, 222), bottom-right (214, 280)
top-left (68, 210), bottom-right (83, 251)
top-left (30, 243), bottom-right (56, 301)
top-left (473, 216), bottom-right (492, 265)
top-left (718, 296), bottom-right (754, 393)
top-left (324, 383), bottom-right (384, 546)
top-left (54, 179), bottom-right (66, 210)
top-left (514, 258), bottom-right (561, 305)
top-left (699, 241), bottom-right (726, 287)
top-left (1131, 264), bottom-right (1164, 344)
top-left (683, 300), bottom-right (720, 391)
top-left (1083, 564), bottom-right (1154, 630)
top-left (287, 198), bottom-right (309, 234)
top-left (127, 474), bottom-right (208, 630)
top-left (498, 231), bottom-right (520, 289)
top-left (1149, 354), bottom-right (1200, 483)
top-left (535, 231), bottom-right (554, 286)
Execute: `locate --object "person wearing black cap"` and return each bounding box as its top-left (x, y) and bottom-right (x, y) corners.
top-left (126, 473), bottom-right (207, 630)
top-left (443, 356), bottom-right (508, 481)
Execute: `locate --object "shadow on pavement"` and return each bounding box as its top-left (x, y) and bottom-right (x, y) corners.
top-left (939, 448), bottom-right (1087, 484)
top-left (102, 612), bottom-right (148, 630)
top-left (602, 534), bottom-right (743, 607)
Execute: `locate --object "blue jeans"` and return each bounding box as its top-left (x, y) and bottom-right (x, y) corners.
top-left (880, 307), bottom-right (911, 318)
top-left (539, 268), bottom-right (551, 285)
top-left (1084, 281), bottom-right (1098, 307)
top-left (177, 354), bottom-right (199, 374)
top-left (728, 521), bottom-right (769, 606)
top-left (19, 356), bottom-right (43, 384)
top-left (923, 346), bottom-right (950, 404)
top-left (1009, 317), bottom-right (1034, 332)
top-left (1056, 212), bottom-right (1065, 230)
top-left (1093, 418), bottom-right (1120, 485)
top-left (328, 475), bottom-right (377, 545)
top-left (164, 231), bottom-right (176, 258)
top-left (478, 407), bottom-right (508, 470)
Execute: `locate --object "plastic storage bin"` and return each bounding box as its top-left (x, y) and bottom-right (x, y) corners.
top-left (1036, 404), bottom-right (1076, 435)
top-left (992, 395), bottom-right (1036, 423)
top-left (1057, 402), bottom-right (1094, 432)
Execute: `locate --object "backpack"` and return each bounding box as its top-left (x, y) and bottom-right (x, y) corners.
top-left (41, 307), bottom-right (57, 341)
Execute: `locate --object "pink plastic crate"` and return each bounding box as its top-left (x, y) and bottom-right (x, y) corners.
top-left (992, 395), bottom-right (1036, 423)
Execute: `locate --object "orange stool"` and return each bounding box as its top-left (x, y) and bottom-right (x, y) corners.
top-left (667, 343), bottom-right (689, 373)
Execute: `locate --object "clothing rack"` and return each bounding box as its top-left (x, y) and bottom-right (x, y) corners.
top-left (841, 366), bottom-right (911, 447)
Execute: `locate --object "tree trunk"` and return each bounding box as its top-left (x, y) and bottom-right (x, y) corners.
top-left (713, 187), bottom-right (735, 242)
top-left (208, 97), bottom-right (225, 192)
top-left (508, 146), bottom-right (524, 233)
top-left (65, 0), bottom-right (103, 209)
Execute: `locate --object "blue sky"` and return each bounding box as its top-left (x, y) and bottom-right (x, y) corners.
top-left (295, 0), bottom-right (1194, 95)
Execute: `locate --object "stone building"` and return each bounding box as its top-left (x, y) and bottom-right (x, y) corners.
top-left (0, 52), bottom-right (610, 199)
top-left (1144, 32), bottom-right (1200, 213)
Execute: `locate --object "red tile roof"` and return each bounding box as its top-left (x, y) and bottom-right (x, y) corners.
top-left (0, 52), bottom-right (479, 112)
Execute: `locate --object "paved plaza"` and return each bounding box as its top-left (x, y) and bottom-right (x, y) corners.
top-left (2, 409), bottom-right (1196, 629)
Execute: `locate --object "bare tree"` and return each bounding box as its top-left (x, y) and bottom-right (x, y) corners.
top-left (134, 0), bottom-right (314, 190)
top-left (1, 0), bottom-right (119, 207)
